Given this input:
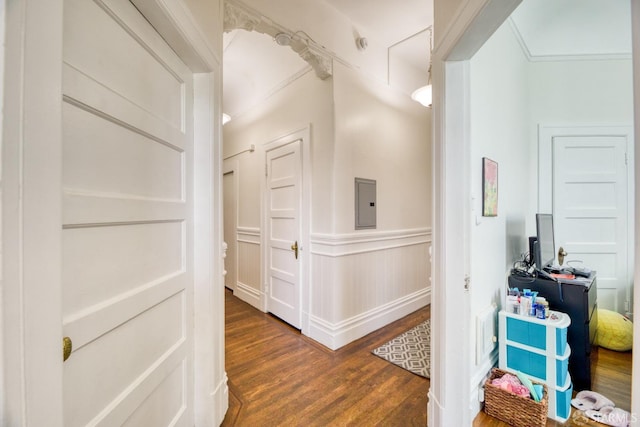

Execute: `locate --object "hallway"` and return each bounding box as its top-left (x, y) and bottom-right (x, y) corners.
top-left (222, 289), bottom-right (430, 426)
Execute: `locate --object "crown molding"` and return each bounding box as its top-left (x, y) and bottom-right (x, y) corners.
top-left (224, 0), bottom-right (332, 79)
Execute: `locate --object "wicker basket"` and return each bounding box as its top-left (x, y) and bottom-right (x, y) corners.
top-left (484, 368), bottom-right (548, 427)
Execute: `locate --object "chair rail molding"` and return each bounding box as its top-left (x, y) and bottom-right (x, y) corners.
top-left (310, 227), bottom-right (432, 257)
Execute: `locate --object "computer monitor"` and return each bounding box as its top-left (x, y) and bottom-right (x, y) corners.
top-left (535, 213), bottom-right (556, 270)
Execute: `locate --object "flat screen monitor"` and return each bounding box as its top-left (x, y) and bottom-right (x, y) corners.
top-left (536, 213), bottom-right (555, 269)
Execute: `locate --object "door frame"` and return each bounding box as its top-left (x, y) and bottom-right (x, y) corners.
top-left (261, 126), bottom-right (311, 334)
top-left (538, 124), bottom-right (635, 313)
top-left (1, 1), bottom-right (227, 425)
top-left (223, 163), bottom-right (239, 292)
top-left (430, 1), bottom-right (523, 425)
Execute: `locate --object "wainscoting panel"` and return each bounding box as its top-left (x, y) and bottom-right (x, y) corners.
top-left (235, 227), bottom-right (262, 308)
top-left (308, 228), bottom-right (432, 350)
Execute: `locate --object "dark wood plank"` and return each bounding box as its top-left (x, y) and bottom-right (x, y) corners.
top-left (222, 288), bottom-right (430, 426)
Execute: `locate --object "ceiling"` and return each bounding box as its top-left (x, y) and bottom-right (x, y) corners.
top-left (223, 0), bottom-right (631, 119)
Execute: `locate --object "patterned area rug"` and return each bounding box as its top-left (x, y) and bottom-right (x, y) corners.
top-left (371, 320), bottom-right (430, 378)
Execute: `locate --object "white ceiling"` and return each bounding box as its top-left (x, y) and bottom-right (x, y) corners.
top-left (223, 0), bottom-right (632, 119)
top-left (510, 0), bottom-right (632, 59)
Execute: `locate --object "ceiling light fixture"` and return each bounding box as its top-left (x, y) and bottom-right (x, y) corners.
top-left (411, 27), bottom-right (433, 108)
top-left (274, 32), bottom-right (292, 46)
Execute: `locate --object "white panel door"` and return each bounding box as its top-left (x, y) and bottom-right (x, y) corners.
top-left (223, 171), bottom-right (237, 291)
top-left (266, 140), bottom-right (302, 328)
top-left (62, 0), bottom-right (194, 425)
top-left (553, 135), bottom-right (629, 312)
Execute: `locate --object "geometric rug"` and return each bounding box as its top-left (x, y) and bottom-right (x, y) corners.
top-left (371, 319), bottom-right (430, 378)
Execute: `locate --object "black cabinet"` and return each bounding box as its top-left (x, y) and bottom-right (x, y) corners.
top-left (508, 272), bottom-right (597, 390)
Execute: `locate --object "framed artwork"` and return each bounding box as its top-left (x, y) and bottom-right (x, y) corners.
top-left (482, 157), bottom-right (498, 217)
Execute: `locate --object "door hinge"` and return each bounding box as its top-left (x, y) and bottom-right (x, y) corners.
top-left (265, 163), bottom-right (268, 176)
top-left (625, 152), bottom-right (628, 165)
top-left (464, 275), bottom-right (471, 291)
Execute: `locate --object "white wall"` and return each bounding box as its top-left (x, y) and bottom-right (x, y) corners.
top-left (530, 60), bottom-right (634, 124)
top-left (309, 62), bottom-right (431, 348)
top-left (468, 21), bottom-right (532, 412)
top-left (223, 59), bottom-right (432, 350)
top-left (332, 63), bottom-right (432, 233)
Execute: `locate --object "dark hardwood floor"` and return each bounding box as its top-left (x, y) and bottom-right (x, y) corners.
top-left (222, 288), bottom-right (430, 426)
top-left (222, 288), bottom-right (632, 427)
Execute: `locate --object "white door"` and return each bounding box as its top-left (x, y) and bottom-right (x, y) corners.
top-left (266, 140), bottom-right (302, 328)
top-left (553, 135), bottom-right (630, 312)
top-left (224, 171), bottom-right (237, 291)
top-left (62, 0), bottom-right (194, 425)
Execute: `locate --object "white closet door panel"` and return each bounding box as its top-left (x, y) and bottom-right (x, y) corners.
top-left (121, 361), bottom-right (187, 427)
top-left (63, 292), bottom-right (185, 427)
top-left (63, 103), bottom-right (183, 201)
top-left (63, 272), bottom-right (186, 351)
top-left (62, 0), bottom-right (194, 424)
top-left (62, 221), bottom-right (183, 316)
top-left (63, 0), bottom-right (186, 129)
top-left (62, 194), bottom-right (185, 225)
top-left (63, 64), bottom-right (186, 151)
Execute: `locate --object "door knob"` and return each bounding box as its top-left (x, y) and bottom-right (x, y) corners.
top-left (63, 336), bottom-right (72, 362)
top-left (291, 241), bottom-right (298, 259)
top-left (558, 247), bottom-right (568, 265)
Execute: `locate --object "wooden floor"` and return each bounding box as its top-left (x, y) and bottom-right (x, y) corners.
top-left (222, 289), bottom-right (430, 426)
top-left (222, 289), bottom-right (632, 427)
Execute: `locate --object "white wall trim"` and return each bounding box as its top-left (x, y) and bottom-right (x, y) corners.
top-left (234, 227), bottom-right (262, 309)
top-left (210, 372), bottom-right (229, 426)
top-left (2, 1), bottom-right (64, 425)
top-left (138, 2), bottom-right (227, 425)
top-left (237, 226), bottom-right (261, 242)
top-left (308, 287), bottom-right (431, 350)
top-left (310, 228), bottom-right (432, 257)
top-left (431, 1), bottom-right (524, 425)
top-left (130, 0), bottom-right (219, 71)
top-left (234, 282), bottom-right (262, 308)
top-left (468, 349), bottom-right (499, 417)
top-left (631, 0), bottom-right (640, 418)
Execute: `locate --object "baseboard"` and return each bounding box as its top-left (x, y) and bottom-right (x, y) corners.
top-left (468, 348), bottom-right (499, 419)
top-left (234, 282), bottom-right (262, 311)
top-left (307, 286), bottom-right (430, 350)
top-left (427, 388), bottom-right (442, 427)
top-left (212, 373), bottom-right (229, 426)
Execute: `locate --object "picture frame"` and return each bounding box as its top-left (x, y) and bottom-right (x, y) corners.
top-left (482, 157), bottom-right (498, 217)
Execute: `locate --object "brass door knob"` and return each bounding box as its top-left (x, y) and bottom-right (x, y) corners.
top-left (63, 336), bottom-right (72, 362)
top-left (291, 241), bottom-right (298, 259)
top-left (558, 247), bottom-right (568, 266)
